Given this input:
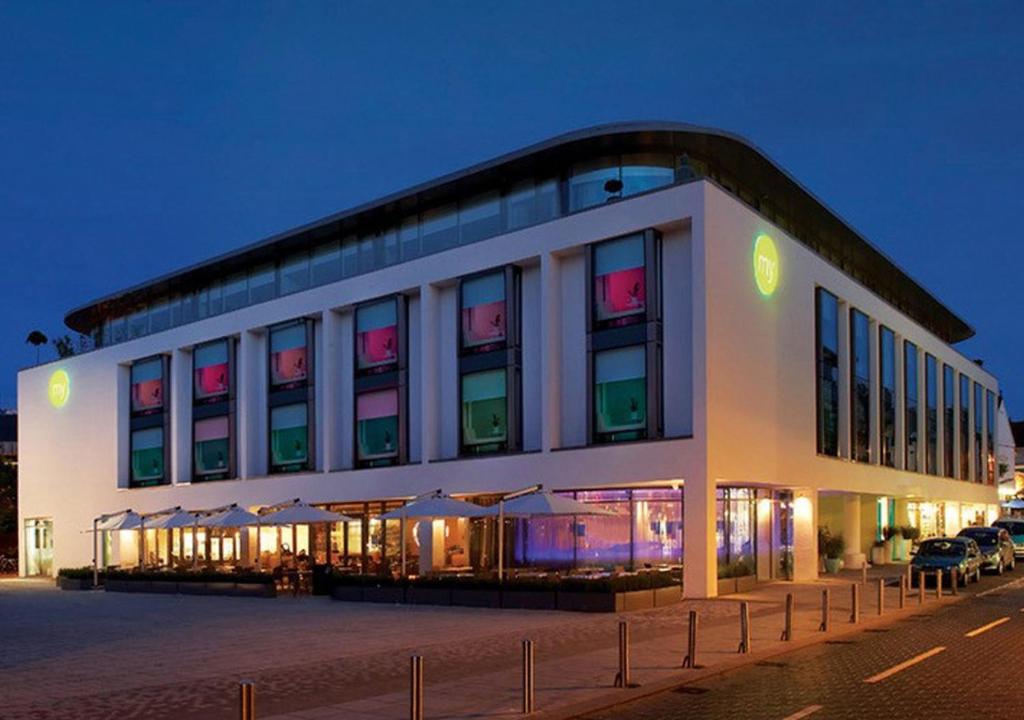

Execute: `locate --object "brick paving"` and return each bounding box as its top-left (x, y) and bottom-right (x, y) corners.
top-left (0, 566), bottom-right (997, 720)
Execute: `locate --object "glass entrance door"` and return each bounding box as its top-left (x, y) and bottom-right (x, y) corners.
top-left (772, 491), bottom-right (794, 580)
top-left (24, 518), bottom-right (53, 576)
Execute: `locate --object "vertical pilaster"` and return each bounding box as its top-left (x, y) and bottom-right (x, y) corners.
top-left (540, 253), bottom-right (562, 451)
top-left (683, 476), bottom-right (717, 598)
top-left (419, 283), bottom-right (439, 463)
top-left (238, 328), bottom-right (268, 478)
top-left (792, 490), bottom-right (818, 582)
top-left (171, 347), bottom-right (192, 484)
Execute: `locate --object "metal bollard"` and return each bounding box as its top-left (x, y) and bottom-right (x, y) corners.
top-left (780, 593), bottom-right (794, 641)
top-left (918, 570), bottom-right (926, 604)
top-left (613, 620), bottom-right (631, 687)
top-left (239, 680), bottom-right (255, 720)
top-left (850, 583), bottom-right (860, 624)
top-left (410, 655), bottom-right (424, 720)
top-left (738, 601), bottom-right (751, 653)
top-left (681, 610), bottom-right (699, 668)
top-left (898, 574), bottom-right (906, 609)
top-left (935, 569), bottom-right (943, 599)
top-left (819, 588), bottom-right (831, 632)
top-left (522, 640), bottom-right (535, 714)
top-left (951, 567), bottom-right (959, 596)
top-left (877, 578), bottom-right (885, 616)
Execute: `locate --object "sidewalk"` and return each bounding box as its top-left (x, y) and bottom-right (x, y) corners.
top-left (265, 563), bottom-right (947, 720)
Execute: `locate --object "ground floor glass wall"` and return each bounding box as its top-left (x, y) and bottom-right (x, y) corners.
top-left (716, 488), bottom-right (757, 578)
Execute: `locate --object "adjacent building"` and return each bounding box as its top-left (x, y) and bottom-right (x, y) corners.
top-left (17, 122), bottom-right (1001, 596)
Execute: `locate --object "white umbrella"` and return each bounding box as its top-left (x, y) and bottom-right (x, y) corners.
top-left (485, 490), bottom-right (616, 582)
top-left (1002, 499), bottom-right (1024, 510)
top-left (199, 505), bottom-right (261, 528)
top-left (380, 493), bottom-right (488, 575)
top-left (146, 509), bottom-right (200, 529)
top-left (91, 510), bottom-right (141, 587)
top-left (258, 502), bottom-right (355, 525)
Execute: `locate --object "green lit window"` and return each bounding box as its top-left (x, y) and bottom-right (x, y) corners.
top-left (461, 369), bottom-right (508, 453)
top-left (270, 403), bottom-right (308, 472)
top-left (194, 416), bottom-right (230, 479)
top-left (131, 427), bottom-right (164, 486)
top-left (593, 346), bottom-right (646, 442)
top-left (356, 389), bottom-right (399, 465)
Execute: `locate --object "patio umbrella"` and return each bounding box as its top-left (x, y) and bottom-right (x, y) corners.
top-left (483, 490), bottom-right (616, 581)
top-left (258, 502), bottom-right (355, 525)
top-left (380, 493), bottom-right (488, 575)
top-left (146, 509), bottom-right (200, 529)
top-left (1002, 499), bottom-right (1024, 510)
top-left (91, 510), bottom-right (141, 587)
top-left (198, 506), bottom-right (262, 570)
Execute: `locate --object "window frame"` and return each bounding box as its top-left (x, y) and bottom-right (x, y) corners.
top-left (267, 319), bottom-right (316, 474)
top-left (191, 337), bottom-right (236, 483)
top-left (128, 354), bottom-right (171, 488)
top-left (354, 295), bottom-right (408, 468)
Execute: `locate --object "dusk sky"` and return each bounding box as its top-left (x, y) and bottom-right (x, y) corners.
top-left (1, 2), bottom-right (1021, 412)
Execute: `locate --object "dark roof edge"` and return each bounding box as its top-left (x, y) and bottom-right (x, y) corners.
top-left (64, 121), bottom-right (975, 343)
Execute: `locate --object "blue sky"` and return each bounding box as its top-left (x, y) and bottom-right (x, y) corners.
top-left (1, 2), bottom-right (1022, 413)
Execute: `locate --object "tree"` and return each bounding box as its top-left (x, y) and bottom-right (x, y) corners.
top-left (53, 335), bottom-right (75, 358)
top-left (0, 457), bottom-right (15, 552)
top-left (25, 330), bottom-right (47, 363)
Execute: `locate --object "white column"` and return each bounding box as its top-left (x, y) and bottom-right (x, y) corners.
top-left (419, 283), bottom-right (440, 463)
top-left (683, 476), bottom-right (717, 598)
top-left (171, 348), bottom-right (192, 484)
top-left (116, 364), bottom-right (131, 488)
top-left (842, 493), bottom-right (865, 569)
top-left (539, 253), bottom-right (562, 451)
top-left (238, 328), bottom-right (268, 478)
top-left (320, 310), bottom-right (342, 471)
top-left (792, 489), bottom-right (818, 582)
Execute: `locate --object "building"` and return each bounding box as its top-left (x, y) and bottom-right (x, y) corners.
top-left (0, 410), bottom-right (15, 462)
top-left (17, 122), bottom-right (1001, 595)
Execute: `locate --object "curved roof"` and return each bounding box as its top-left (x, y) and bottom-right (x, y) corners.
top-left (65, 121), bottom-right (974, 343)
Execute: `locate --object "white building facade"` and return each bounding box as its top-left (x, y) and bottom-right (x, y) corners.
top-left (17, 123), bottom-right (1000, 596)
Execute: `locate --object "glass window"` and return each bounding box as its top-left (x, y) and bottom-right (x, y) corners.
top-left (461, 369), bottom-right (507, 453)
top-left (987, 390), bottom-right (996, 483)
top-left (270, 323), bottom-right (308, 388)
top-left (131, 357), bottom-right (164, 414)
top-left (535, 178), bottom-right (559, 222)
top-left (399, 217), bottom-right (420, 261)
top-left (420, 204), bottom-right (458, 255)
top-left (815, 289), bottom-right (839, 456)
top-left (194, 416), bottom-right (230, 478)
top-left (149, 300), bottom-right (170, 333)
top-left (199, 282), bottom-right (222, 318)
top-left (131, 427), bottom-right (164, 485)
top-left (574, 490), bottom-right (631, 568)
top-left (960, 375), bottom-right (970, 480)
top-left (270, 403), bottom-right (308, 471)
top-left (925, 355), bottom-right (938, 475)
top-left (461, 272), bottom-right (506, 352)
top-left (248, 264), bottom-right (276, 304)
top-left (127, 308), bottom-right (148, 339)
top-left (716, 488), bottom-right (756, 577)
top-left (459, 192), bottom-right (501, 244)
top-left (356, 389), bottom-right (399, 463)
top-left (569, 157), bottom-right (620, 211)
top-left (632, 488), bottom-right (683, 566)
top-left (358, 233), bottom-right (378, 274)
top-left (850, 309), bottom-right (870, 463)
top-left (311, 241), bottom-right (341, 286)
top-left (943, 365), bottom-right (955, 478)
top-left (341, 237), bottom-right (359, 278)
top-left (222, 272), bottom-right (248, 312)
top-left (382, 227), bottom-right (399, 266)
top-left (593, 345), bottom-right (646, 442)
top-left (356, 299), bottom-right (398, 373)
top-left (194, 340), bottom-right (229, 401)
top-left (280, 253), bottom-right (310, 295)
top-left (109, 316), bottom-right (126, 344)
top-left (974, 383), bottom-right (983, 482)
top-left (505, 180), bottom-right (537, 231)
top-left (620, 154), bottom-right (675, 197)
top-left (904, 341), bottom-right (919, 472)
top-left (879, 326), bottom-right (896, 467)
top-left (593, 234), bottom-right (646, 327)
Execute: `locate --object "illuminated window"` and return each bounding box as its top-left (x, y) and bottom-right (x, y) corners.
top-left (592, 234), bottom-right (646, 328)
top-left (129, 355), bottom-right (169, 488)
top-left (943, 364), bottom-right (955, 478)
top-left (270, 322), bottom-right (308, 389)
top-left (270, 403), bottom-right (308, 472)
top-left (194, 416), bottom-right (230, 478)
top-left (356, 389), bottom-right (399, 465)
top-left (131, 357), bottom-right (164, 414)
top-left (192, 337), bottom-right (234, 482)
top-left (850, 309), bottom-right (870, 463)
top-left (461, 369), bottom-right (508, 453)
top-left (879, 326), bottom-right (896, 467)
top-left (925, 354), bottom-right (938, 475)
top-left (904, 341), bottom-right (919, 472)
top-left (986, 390), bottom-right (996, 484)
top-left (815, 289), bottom-right (839, 456)
top-left (356, 299), bottom-right (398, 374)
top-left (194, 340), bottom-right (229, 402)
top-left (593, 346), bottom-right (647, 442)
top-left (460, 271), bottom-right (507, 352)
top-left (131, 427), bottom-right (165, 486)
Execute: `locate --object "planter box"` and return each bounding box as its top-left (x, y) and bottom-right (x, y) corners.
top-left (654, 585), bottom-right (681, 607)
top-left (557, 591), bottom-right (617, 613)
top-left (717, 577), bottom-right (737, 595)
top-left (450, 588), bottom-right (501, 608)
top-left (176, 581), bottom-right (208, 596)
top-left (234, 583), bottom-right (276, 598)
top-left (148, 580), bottom-right (178, 594)
top-left (617, 589), bottom-right (655, 612)
top-left (331, 585), bottom-right (366, 603)
top-left (406, 587), bottom-right (452, 606)
top-left (364, 586), bottom-right (406, 604)
top-left (57, 576), bottom-right (95, 591)
top-left (735, 575), bottom-right (757, 593)
top-left (501, 590), bottom-right (557, 610)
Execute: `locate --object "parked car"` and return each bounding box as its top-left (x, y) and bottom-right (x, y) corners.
top-left (992, 518), bottom-right (1024, 558)
top-left (958, 527), bottom-right (1016, 574)
top-left (911, 537), bottom-right (982, 586)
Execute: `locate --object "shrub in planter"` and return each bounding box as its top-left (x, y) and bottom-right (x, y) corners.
top-left (870, 540), bottom-right (888, 566)
top-left (823, 532), bottom-right (845, 573)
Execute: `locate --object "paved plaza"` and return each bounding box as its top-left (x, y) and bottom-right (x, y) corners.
top-left (0, 568), bottom-right (997, 719)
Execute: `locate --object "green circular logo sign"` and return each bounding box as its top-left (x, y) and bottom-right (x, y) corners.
top-left (753, 234), bottom-right (780, 296)
top-left (48, 369), bottom-right (70, 408)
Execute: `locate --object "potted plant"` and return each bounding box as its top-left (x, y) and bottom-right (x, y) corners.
top-left (870, 539), bottom-right (888, 566)
top-left (823, 532), bottom-right (845, 574)
top-left (901, 525), bottom-right (920, 557)
top-left (884, 526), bottom-right (905, 561)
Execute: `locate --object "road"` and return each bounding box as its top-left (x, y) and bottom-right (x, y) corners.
top-left (585, 571), bottom-right (1024, 720)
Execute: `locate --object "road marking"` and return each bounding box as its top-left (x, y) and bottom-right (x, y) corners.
top-left (782, 705), bottom-right (823, 720)
top-left (863, 646), bottom-right (946, 683)
top-left (965, 617), bottom-right (1010, 637)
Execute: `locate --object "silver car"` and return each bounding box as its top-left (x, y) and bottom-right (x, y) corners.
top-left (957, 527), bottom-right (1016, 574)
